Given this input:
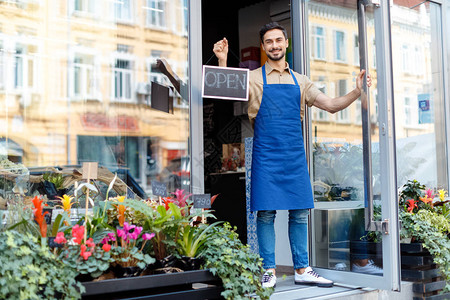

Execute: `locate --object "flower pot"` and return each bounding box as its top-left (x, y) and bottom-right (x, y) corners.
top-left (176, 256), bottom-right (205, 271)
top-left (143, 254), bottom-right (184, 275)
top-left (43, 208), bottom-right (53, 224)
top-left (47, 236), bottom-right (63, 248)
top-left (112, 265), bottom-right (142, 278)
top-left (76, 273), bottom-right (94, 282)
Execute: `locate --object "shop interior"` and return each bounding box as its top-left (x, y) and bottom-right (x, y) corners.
top-left (201, 0), bottom-right (292, 243)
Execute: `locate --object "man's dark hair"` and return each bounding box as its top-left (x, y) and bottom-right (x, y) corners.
top-left (259, 22), bottom-right (288, 43)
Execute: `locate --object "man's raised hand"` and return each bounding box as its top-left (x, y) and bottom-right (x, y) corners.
top-left (213, 38), bottom-right (228, 67)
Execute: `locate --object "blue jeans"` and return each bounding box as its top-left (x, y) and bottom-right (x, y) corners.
top-left (257, 209), bottom-right (309, 270)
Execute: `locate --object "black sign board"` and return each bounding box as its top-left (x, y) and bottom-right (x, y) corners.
top-left (202, 66), bottom-right (249, 101)
top-left (151, 181), bottom-right (167, 197)
top-left (193, 194), bottom-right (211, 209)
top-left (151, 81), bottom-right (171, 113)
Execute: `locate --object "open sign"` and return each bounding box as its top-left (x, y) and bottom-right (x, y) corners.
top-left (202, 66), bottom-right (249, 101)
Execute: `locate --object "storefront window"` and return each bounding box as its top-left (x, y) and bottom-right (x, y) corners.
top-left (0, 0), bottom-right (190, 203)
top-left (392, 1), bottom-right (447, 189)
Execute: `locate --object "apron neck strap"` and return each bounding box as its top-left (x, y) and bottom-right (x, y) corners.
top-left (262, 64), bottom-right (299, 86)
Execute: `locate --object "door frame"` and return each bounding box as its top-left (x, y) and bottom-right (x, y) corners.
top-left (292, 0), bottom-right (401, 291)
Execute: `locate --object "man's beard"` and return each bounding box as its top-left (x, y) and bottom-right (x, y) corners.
top-left (267, 49), bottom-right (285, 61)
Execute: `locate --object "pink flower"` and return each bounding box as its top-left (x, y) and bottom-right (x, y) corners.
top-left (123, 222), bottom-right (136, 232)
top-left (102, 244), bottom-right (111, 252)
top-left (107, 233), bottom-right (116, 241)
top-left (128, 232), bottom-right (138, 240)
top-left (134, 226), bottom-right (143, 236)
top-left (55, 232), bottom-right (67, 244)
top-left (117, 229), bottom-right (126, 239)
top-left (426, 189), bottom-right (434, 199)
top-left (102, 232), bottom-right (117, 244)
top-left (142, 233), bottom-right (155, 241)
top-left (173, 189), bottom-right (191, 207)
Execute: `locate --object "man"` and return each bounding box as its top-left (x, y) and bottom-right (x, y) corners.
top-left (213, 22), bottom-right (371, 289)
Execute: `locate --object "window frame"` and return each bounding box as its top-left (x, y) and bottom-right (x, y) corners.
top-left (334, 30), bottom-right (346, 63)
top-left (310, 25), bottom-right (326, 60)
top-left (111, 53), bottom-right (135, 103)
top-left (145, 0), bottom-right (167, 30)
top-left (69, 48), bottom-right (100, 101)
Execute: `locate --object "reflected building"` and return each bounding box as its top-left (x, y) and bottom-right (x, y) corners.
top-left (0, 0), bottom-right (190, 195)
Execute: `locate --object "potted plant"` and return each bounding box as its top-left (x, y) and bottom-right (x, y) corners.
top-left (1, 182), bottom-right (274, 299)
top-left (0, 230), bottom-right (84, 299)
top-left (399, 179), bottom-right (450, 295)
top-left (202, 222), bottom-right (273, 300)
top-left (102, 222), bottom-right (155, 277)
top-left (52, 225), bottom-right (113, 282)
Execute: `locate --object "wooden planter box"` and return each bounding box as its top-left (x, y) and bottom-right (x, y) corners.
top-left (401, 243), bottom-right (450, 300)
top-left (81, 270), bottom-right (223, 300)
top-left (349, 241), bottom-right (449, 299)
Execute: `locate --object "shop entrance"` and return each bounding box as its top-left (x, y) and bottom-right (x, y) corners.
top-left (199, 0), bottom-right (443, 292)
top-left (201, 0), bottom-right (278, 245)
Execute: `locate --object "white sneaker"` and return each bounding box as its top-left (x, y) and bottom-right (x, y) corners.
top-left (261, 271), bottom-right (276, 288)
top-left (352, 260), bottom-right (383, 275)
top-left (294, 267), bottom-right (333, 287)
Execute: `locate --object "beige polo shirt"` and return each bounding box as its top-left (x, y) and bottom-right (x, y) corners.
top-left (248, 62), bottom-right (323, 127)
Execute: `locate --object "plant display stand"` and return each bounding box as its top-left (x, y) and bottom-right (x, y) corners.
top-left (401, 243), bottom-right (450, 300)
top-left (81, 270), bottom-right (223, 300)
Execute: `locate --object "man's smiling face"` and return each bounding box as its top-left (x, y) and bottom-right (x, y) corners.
top-left (261, 29), bottom-right (289, 62)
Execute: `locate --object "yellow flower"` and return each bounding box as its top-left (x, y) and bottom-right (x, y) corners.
top-left (56, 194), bottom-right (74, 226)
top-left (438, 189), bottom-right (447, 202)
top-left (117, 196), bottom-right (125, 203)
top-left (57, 194), bottom-right (74, 212)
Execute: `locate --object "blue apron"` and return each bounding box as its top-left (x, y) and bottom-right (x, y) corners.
top-left (250, 64), bottom-right (314, 211)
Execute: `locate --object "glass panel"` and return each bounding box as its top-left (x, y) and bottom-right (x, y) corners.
top-left (308, 0), bottom-right (383, 275)
top-left (0, 1), bottom-right (190, 205)
top-left (392, 1), bottom-right (447, 190)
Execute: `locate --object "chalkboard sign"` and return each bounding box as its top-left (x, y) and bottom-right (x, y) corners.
top-left (193, 194), bottom-right (211, 209)
top-left (202, 66), bottom-right (249, 101)
top-left (151, 181), bottom-right (167, 197)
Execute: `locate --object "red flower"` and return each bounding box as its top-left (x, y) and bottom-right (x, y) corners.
top-left (31, 196), bottom-right (49, 238)
top-left (79, 244), bottom-right (92, 260)
top-left (102, 244), bottom-right (111, 252)
top-left (162, 197), bottom-right (174, 210)
top-left (55, 232), bottom-right (67, 244)
top-left (81, 251), bottom-right (92, 260)
top-left (72, 225), bottom-right (85, 245)
top-left (406, 199), bottom-right (418, 213)
top-left (86, 238), bottom-right (95, 248)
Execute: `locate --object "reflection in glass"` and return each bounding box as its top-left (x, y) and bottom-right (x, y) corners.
top-left (0, 1), bottom-right (190, 204)
top-left (392, 1), bottom-right (447, 190)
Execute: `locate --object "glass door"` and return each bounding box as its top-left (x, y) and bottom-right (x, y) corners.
top-left (304, 0), bottom-right (401, 290)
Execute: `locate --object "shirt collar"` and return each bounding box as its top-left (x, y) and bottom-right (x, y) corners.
top-left (265, 61), bottom-right (290, 74)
